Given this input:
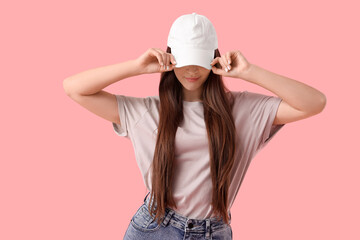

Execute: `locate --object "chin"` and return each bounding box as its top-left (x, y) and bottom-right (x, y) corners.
top-left (182, 83), bottom-right (202, 90)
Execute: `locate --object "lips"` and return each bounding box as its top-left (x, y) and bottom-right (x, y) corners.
top-left (185, 77), bottom-right (200, 82)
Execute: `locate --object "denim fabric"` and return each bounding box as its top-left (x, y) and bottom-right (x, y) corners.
top-left (123, 192), bottom-right (232, 240)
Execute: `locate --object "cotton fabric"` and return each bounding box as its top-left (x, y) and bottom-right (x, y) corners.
top-left (112, 90), bottom-right (285, 219)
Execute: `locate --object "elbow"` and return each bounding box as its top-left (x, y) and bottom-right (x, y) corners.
top-left (318, 93), bottom-right (327, 113)
top-left (312, 93), bottom-right (327, 115)
top-left (63, 78), bottom-right (74, 96)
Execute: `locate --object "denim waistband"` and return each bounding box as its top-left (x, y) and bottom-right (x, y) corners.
top-left (143, 192), bottom-right (231, 238)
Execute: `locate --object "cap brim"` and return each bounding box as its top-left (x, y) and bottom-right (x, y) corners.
top-left (171, 47), bottom-right (214, 70)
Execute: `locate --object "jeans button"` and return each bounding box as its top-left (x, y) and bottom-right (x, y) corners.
top-left (188, 222), bottom-right (194, 229)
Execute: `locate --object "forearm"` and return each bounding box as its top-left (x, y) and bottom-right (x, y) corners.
top-left (63, 59), bottom-right (142, 96)
top-left (240, 64), bottom-right (327, 114)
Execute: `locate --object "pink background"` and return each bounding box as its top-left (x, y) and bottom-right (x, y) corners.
top-left (1, 0), bottom-right (359, 239)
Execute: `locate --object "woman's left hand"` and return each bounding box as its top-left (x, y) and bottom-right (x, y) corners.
top-left (210, 50), bottom-right (252, 79)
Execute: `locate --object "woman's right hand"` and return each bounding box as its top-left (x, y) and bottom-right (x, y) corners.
top-left (135, 48), bottom-right (177, 74)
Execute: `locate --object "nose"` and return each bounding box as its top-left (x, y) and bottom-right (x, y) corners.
top-left (185, 65), bottom-right (200, 72)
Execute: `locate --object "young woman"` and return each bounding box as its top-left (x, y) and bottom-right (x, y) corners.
top-left (63, 13), bottom-right (326, 240)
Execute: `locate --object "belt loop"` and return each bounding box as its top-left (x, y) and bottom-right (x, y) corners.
top-left (143, 192), bottom-right (150, 203)
top-left (205, 219), bottom-right (211, 239)
top-left (162, 209), bottom-right (175, 226)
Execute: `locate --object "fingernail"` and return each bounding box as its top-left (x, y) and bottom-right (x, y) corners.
top-left (227, 65), bottom-right (231, 70)
top-left (228, 60), bottom-right (231, 64)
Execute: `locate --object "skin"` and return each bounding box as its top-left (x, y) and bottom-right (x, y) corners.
top-left (63, 48), bottom-right (326, 127)
top-left (173, 65), bottom-right (211, 102)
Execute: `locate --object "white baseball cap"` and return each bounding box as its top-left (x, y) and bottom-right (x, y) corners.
top-left (167, 12), bottom-right (218, 70)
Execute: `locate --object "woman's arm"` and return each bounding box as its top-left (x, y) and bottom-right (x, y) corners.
top-left (62, 59), bottom-right (143, 125)
top-left (62, 48), bottom-right (175, 125)
top-left (240, 64), bottom-right (326, 114)
top-left (63, 47), bottom-right (177, 96)
top-left (210, 50), bottom-right (327, 125)
top-left (63, 59), bottom-right (142, 96)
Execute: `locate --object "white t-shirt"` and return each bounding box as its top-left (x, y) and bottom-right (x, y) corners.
top-left (112, 90), bottom-right (285, 219)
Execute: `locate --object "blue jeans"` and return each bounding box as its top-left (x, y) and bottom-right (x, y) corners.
top-left (123, 192), bottom-right (232, 240)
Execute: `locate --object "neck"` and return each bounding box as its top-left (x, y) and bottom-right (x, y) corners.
top-left (182, 87), bottom-right (203, 102)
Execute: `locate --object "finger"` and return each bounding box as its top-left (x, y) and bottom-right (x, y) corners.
top-left (225, 51), bottom-right (232, 65)
top-left (218, 57), bottom-right (229, 72)
top-left (210, 57), bottom-right (219, 66)
top-left (165, 54), bottom-right (173, 71)
top-left (211, 57), bottom-right (226, 73)
top-left (170, 54), bottom-right (177, 65)
top-left (162, 53), bottom-right (167, 71)
top-left (211, 64), bottom-right (226, 75)
top-left (211, 59), bottom-right (226, 75)
top-left (168, 54), bottom-right (176, 70)
top-left (164, 53), bottom-right (169, 71)
top-left (222, 54), bottom-right (231, 71)
top-left (211, 65), bottom-right (220, 75)
top-left (159, 52), bottom-right (168, 71)
top-left (152, 49), bottom-right (164, 67)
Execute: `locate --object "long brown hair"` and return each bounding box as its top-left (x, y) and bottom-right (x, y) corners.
top-left (148, 46), bottom-right (236, 225)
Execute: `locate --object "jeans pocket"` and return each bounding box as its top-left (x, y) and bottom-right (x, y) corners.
top-left (211, 225), bottom-right (233, 240)
top-left (130, 204), bottom-right (161, 232)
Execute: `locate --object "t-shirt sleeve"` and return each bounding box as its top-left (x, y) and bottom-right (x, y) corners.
top-left (244, 91), bottom-right (285, 151)
top-left (112, 94), bottom-right (150, 139)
